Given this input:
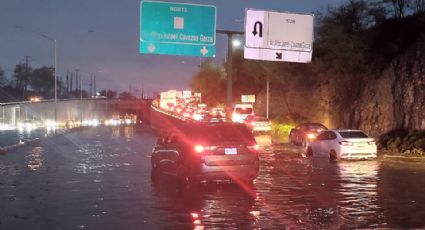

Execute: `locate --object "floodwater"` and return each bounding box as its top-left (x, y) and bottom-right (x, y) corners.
top-left (0, 128), bottom-right (57, 147)
top-left (1, 127), bottom-right (425, 229)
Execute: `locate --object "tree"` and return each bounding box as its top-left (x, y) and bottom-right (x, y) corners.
top-left (313, 0), bottom-right (385, 74)
top-left (30, 66), bottom-right (55, 98)
top-left (99, 89), bottom-right (117, 99)
top-left (0, 66), bottom-right (6, 87)
top-left (189, 60), bottom-right (226, 106)
top-left (410, 0), bottom-right (425, 13)
top-left (381, 0), bottom-right (412, 18)
top-left (118, 91), bottom-right (136, 100)
top-left (13, 63), bottom-right (32, 98)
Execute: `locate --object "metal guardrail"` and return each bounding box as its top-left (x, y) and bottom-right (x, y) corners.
top-left (0, 97), bottom-right (109, 106)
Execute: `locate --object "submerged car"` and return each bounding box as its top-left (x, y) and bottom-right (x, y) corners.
top-left (151, 122), bottom-right (260, 186)
top-left (305, 129), bottom-right (377, 161)
top-left (289, 123), bottom-right (328, 146)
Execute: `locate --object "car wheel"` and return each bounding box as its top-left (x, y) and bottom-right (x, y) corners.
top-left (329, 150), bottom-right (338, 163)
top-left (301, 139), bottom-right (307, 147)
top-left (305, 146), bottom-right (313, 157)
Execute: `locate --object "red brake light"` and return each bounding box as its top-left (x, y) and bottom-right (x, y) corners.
top-left (247, 145), bottom-right (259, 151)
top-left (307, 133), bottom-right (316, 140)
top-left (194, 145), bottom-right (204, 153)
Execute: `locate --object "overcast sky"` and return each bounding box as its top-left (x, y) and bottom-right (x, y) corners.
top-left (0, 0), bottom-right (344, 96)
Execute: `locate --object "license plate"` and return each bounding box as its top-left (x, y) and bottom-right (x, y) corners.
top-left (225, 148), bottom-right (237, 155)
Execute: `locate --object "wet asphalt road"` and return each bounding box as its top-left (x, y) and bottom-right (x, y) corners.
top-left (1, 126), bottom-right (425, 229)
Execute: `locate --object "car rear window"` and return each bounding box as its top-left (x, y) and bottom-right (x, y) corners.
top-left (338, 131), bottom-right (369, 138)
top-left (305, 124), bottom-right (327, 130)
top-left (235, 108), bottom-right (253, 114)
top-left (253, 117), bottom-right (268, 122)
top-left (184, 124), bottom-right (256, 144)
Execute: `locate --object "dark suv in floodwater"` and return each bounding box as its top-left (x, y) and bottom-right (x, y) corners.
top-left (151, 122), bottom-right (260, 186)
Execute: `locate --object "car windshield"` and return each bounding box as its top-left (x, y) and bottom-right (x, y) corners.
top-left (235, 108), bottom-right (253, 114)
top-left (339, 131), bottom-right (369, 138)
top-left (183, 124), bottom-right (255, 144)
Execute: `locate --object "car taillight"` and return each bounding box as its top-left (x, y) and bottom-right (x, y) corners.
top-left (247, 145), bottom-right (259, 151)
top-left (339, 141), bottom-right (353, 146)
top-left (194, 145), bottom-right (217, 154)
top-left (194, 145), bottom-right (204, 153)
top-left (307, 133), bottom-right (316, 140)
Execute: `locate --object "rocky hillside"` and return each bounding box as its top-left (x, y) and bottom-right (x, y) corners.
top-left (255, 14), bottom-right (425, 141)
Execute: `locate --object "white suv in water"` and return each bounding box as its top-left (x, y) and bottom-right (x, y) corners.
top-left (305, 129), bottom-right (377, 161)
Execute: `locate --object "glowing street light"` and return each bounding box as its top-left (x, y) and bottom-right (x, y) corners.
top-left (232, 39), bottom-right (242, 48)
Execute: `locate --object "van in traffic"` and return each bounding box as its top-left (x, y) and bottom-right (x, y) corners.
top-left (232, 103), bottom-right (254, 123)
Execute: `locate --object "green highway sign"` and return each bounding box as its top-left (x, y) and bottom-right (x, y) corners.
top-left (140, 1), bottom-right (216, 57)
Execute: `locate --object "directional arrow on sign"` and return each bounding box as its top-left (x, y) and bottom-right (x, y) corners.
top-left (253, 21), bottom-right (263, 37)
top-left (200, 46), bottom-right (209, 56)
top-left (276, 53), bottom-right (282, 60)
top-left (147, 44), bottom-right (156, 53)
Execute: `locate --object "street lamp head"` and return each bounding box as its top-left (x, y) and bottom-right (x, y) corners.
top-left (232, 39), bottom-right (241, 48)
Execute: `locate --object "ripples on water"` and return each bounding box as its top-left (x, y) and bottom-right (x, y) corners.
top-left (152, 151), bottom-right (424, 229)
top-left (2, 127), bottom-right (425, 229)
top-left (26, 146), bottom-right (44, 171)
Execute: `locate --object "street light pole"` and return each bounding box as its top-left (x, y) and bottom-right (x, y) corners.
top-left (54, 39), bottom-right (57, 132)
top-left (16, 26), bottom-right (58, 132)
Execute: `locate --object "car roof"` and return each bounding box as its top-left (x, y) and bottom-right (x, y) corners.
top-left (332, 129), bottom-right (363, 132)
top-left (185, 121), bottom-right (245, 128)
top-left (247, 115), bottom-right (267, 120)
top-left (299, 122), bottom-right (326, 126)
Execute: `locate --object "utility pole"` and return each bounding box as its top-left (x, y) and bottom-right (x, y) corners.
top-left (75, 69), bottom-right (79, 92)
top-left (70, 72), bottom-right (74, 93)
top-left (80, 74), bottom-right (83, 100)
top-left (89, 74), bottom-right (93, 97)
top-left (266, 77), bottom-right (270, 119)
top-left (66, 70), bottom-right (69, 93)
top-left (93, 75), bottom-right (96, 96)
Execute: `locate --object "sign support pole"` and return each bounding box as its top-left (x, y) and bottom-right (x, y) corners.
top-left (266, 76), bottom-right (269, 119)
top-left (217, 30), bottom-right (244, 119)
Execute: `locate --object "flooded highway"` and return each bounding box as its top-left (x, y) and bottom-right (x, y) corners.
top-left (1, 126), bottom-right (425, 229)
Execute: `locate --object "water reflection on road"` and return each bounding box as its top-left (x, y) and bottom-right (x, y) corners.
top-left (152, 149), bottom-right (425, 229)
top-left (1, 127), bottom-right (425, 229)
